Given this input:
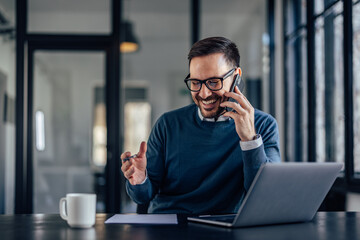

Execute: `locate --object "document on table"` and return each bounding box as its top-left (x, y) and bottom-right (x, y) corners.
top-left (105, 214), bottom-right (178, 225)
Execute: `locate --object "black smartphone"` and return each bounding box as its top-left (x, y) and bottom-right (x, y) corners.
top-left (225, 74), bottom-right (243, 112)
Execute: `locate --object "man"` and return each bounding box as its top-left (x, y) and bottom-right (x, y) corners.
top-left (121, 36), bottom-right (280, 214)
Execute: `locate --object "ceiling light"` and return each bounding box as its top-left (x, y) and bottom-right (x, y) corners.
top-left (120, 21), bottom-right (139, 53)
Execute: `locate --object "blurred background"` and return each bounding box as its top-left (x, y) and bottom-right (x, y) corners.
top-left (0, 0), bottom-right (359, 214)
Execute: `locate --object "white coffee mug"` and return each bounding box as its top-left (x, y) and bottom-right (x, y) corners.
top-left (59, 193), bottom-right (96, 228)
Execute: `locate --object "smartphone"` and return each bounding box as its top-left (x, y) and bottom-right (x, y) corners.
top-left (225, 74), bottom-right (243, 112)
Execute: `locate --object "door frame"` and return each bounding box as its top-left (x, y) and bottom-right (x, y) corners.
top-left (15, 0), bottom-right (123, 213)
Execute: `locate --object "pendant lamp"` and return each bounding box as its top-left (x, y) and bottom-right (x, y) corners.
top-left (120, 20), bottom-right (139, 53)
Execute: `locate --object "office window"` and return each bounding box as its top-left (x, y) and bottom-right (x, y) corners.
top-left (315, 0), bottom-right (339, 15)
top-left (282, 0), bottom-right (360, 192)
top-left (284, 30), bottom-right (308, 162)
top-left (284, 0), bottom-right (308, 162)
top-left (285, 0), bottom-right (307, 35)
top-left (353, 1), bottom-right (360, 175)
top-left (314, 2), bottom-right (344, 164)
top-left (28, 0), bottom-right (111, 34)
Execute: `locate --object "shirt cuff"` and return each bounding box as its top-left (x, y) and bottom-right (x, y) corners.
top-left (138, 169), bottom-right (148, 185)
top-left (239, 134), bottom-right (263, 151)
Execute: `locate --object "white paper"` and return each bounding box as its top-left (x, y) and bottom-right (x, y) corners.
top-left (105, 214), bottom-right (178, 224)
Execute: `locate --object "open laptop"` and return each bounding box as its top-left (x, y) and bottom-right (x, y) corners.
top-left (188, 162), bottom-right (342, 227)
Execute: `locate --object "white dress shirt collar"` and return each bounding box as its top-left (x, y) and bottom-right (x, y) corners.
top-left (197, 107), bottom-right (230, 122)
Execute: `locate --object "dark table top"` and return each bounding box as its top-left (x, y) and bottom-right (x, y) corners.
top-left (0, 212), bottom-right (359, 240)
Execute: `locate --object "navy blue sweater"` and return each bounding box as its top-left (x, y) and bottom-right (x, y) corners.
top-left (126, 103), bottom-right (280, 214)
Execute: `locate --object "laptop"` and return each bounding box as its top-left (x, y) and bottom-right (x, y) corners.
top-left (188, 162), bottom-right (342, 227)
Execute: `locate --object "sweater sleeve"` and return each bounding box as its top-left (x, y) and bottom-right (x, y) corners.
top-left (125, 116), bottom-right (166, 204)
top-left (242, 114), bottom-right (280, 191)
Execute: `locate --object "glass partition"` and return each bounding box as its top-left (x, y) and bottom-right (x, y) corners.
top-left (33, 51), bottom-right (106, 213)
top-left (121, 0), bottom-right (190, 212)
top-left (0, 0), bottom-right (16, 214)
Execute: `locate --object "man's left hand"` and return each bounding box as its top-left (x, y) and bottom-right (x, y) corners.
top-left (220, 86), bottom-right (256, 141)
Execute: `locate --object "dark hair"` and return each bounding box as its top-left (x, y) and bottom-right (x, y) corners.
top-left (188, 36), bottom-right (240, 67)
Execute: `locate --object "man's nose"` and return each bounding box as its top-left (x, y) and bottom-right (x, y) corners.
top-left (198, 84), bottom-right (212, 99)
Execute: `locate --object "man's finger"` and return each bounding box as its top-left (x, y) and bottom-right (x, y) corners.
top-left (121, 160), bottom-right (131, 172)
top-left (121, 151), bottom-right (132, 161)
top-left (222, 111), bottom-right (238, 120)
top-left (124, 166), bottom-right (135, 179)
top-left (137, 141), bottom-right (147, 158)
top-left (225, 90), bottom-right (251, 112)
top-left (220, 101), bottom-right (246, 115)
top-left (235, 86), bottom-right (253, 109)
top-left (234, 85), bottom-right (241, 94)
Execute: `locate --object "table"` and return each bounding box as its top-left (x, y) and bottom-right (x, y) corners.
top-left (0, 212), bottom-right (359, 240)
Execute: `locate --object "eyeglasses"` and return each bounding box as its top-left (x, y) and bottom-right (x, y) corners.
top-left (184, 68), bottom-right (236, 92)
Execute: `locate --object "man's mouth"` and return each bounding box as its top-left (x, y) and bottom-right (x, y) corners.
top-left (202, 99), bottom-right (217, 105)
top-left (200, 98), bottom-right (219, 110)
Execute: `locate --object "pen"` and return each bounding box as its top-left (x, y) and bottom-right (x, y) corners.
top-left (123, 154), bottom-right (138, 162)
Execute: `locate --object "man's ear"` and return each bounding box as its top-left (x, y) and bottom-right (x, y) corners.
top-left (237, 67), bottom-right (242, 77)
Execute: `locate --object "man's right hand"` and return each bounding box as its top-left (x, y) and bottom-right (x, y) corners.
top-left (121, 141), bottom-right (147, 185)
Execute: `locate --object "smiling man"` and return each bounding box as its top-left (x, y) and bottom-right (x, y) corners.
top-left (121, 37), bottom-right (280, 214)
top-left (189, 53), bottom-right (237, 118)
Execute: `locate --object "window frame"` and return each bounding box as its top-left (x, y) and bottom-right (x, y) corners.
top-left (279, 0), bottom-right (360, 191)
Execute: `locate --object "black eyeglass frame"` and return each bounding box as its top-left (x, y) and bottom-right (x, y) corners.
top-left (184, 68), bottom-right (236, 92)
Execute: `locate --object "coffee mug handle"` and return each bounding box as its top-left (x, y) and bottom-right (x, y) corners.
top-left (59, 197), bottom-right (68, 220)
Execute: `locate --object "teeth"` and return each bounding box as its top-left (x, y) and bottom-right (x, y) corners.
top-left (202, 99), bottom-right (216, 105)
